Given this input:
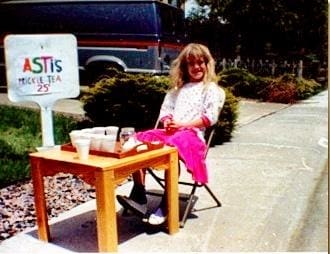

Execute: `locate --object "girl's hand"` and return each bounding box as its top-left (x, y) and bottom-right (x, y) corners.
top-left (167, 120), bottom-right (180, 129)
top-left (163, 118), bottom-right (172, 129)
top-left (165, 119), bottom-right (180, 133)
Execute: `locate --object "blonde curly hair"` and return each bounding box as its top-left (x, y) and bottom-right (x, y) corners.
top-left (169, 43), bottom-right (218, 89)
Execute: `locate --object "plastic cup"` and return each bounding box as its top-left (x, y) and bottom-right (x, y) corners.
top-left (75, 139), bottom-right (90, 160)
top-left (101, 135), bottom-right (117, 152)
top-left (119, 127), bottom-right (135, 146)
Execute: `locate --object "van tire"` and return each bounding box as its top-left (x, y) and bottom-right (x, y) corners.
top-left (86, 62), bottom-right (124, 84)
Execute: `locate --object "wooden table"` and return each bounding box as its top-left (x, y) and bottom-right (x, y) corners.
top-left (29, 146), bottom-right (179, 252)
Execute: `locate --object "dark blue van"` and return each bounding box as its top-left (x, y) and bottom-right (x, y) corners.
top-left (0, 0), bottom-right (186, 88)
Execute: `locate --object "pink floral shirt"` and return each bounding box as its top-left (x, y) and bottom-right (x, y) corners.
top-left (159, 81), bottom-right (226, 140)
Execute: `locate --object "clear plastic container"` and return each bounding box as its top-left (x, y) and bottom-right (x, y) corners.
top-left (119, 127), bottom-right (135, 147)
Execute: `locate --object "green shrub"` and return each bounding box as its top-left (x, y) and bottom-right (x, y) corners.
top-left (81, 73), bottom-right (169, 130)
top-left (295, 77), bottom-right (323, 100)
top-left (213, 87), bottom-right (239, 144)
top-left (81, 73), bottom-right (239, 144)
top-left (218, 68), bottom-right (262, 99)
top-left (218, 67), bottom-right (325, 104)
top-left (0, 106), bottom-right (79, 187)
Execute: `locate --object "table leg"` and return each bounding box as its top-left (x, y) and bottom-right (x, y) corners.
top-left (95, 170), bottom-right (118, 252)
top-left (30, 157), bottom-right (50, 241)
top-left (165, 151), bottom-right (179, 234)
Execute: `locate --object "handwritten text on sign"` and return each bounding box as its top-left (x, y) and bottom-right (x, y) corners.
top-left (20, 56), bottom-right (63, 93)
top-left (5, 34), bottom-right (79, 100)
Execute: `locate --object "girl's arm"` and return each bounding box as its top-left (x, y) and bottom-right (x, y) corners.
top-left (158, 91), bottom-right (176, 122)
top-left (202, 83), bottom-right (226, 126)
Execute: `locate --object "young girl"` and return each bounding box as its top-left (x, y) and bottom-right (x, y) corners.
top-left (117, 43), bottom-right (226, 225)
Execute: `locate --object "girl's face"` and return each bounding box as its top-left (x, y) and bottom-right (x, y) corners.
top-left (186, 56), bottom-right (206, 82)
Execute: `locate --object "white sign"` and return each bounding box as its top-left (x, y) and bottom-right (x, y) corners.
top-left (4, 34), bottom-right (79, 103)
top-left (4, 34), bottom-right (80, 147)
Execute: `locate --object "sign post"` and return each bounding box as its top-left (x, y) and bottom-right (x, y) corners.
top-left (4, 34), bottom-right (80, 148)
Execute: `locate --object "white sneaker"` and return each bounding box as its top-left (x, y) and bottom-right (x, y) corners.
top-left (147, 208), bottom-right (167, 225)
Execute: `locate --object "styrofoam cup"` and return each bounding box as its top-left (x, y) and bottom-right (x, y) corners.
top-left (75, 139), bottom-right (90, 160)
top-left (89, 134), bottom-right (104, 151)
top-left (105, 126), bottom-right (119, 137)
top-left (69, 130), bottom-right (82, 147)
top-left (81, 128), bottom-right (94, 134)
top-left (101, 135), bottom-right (117, 152)
top-left (92, 127), bottom-right (106, 135)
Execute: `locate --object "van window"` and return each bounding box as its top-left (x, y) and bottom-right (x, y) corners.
top-left (158, 4), bottom-right (184, 39)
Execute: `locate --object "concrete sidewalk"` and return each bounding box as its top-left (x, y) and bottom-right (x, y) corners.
top-left (0, 94), bottom-right (85, 117)
top-left (0, 91), bottom-right (328, 252)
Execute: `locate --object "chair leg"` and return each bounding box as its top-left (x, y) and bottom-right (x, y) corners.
top-left (203, 184), bottom-right (222, 207)
top-left (180, 184), bottom-right (197, 228)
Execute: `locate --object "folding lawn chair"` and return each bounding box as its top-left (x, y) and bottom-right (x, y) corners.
top-left (146, 118), bottom-right (222, 228)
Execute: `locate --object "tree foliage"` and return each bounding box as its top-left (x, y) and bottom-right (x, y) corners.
top-left (188, 0), bottom-right (327, 60)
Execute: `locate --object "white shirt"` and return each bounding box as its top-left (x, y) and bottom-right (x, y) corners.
top-left (159, 81), bottom-right (226, 139)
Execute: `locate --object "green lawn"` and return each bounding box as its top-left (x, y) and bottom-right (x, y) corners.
top-left (0, 105), bottom-right (79, 188)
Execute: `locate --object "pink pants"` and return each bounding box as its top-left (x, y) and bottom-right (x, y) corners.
top-left (136, 128), bottom-right (208, 183)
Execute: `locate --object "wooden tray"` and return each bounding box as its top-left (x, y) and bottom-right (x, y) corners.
top-left (61, 141), bottom-right (164, 159)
